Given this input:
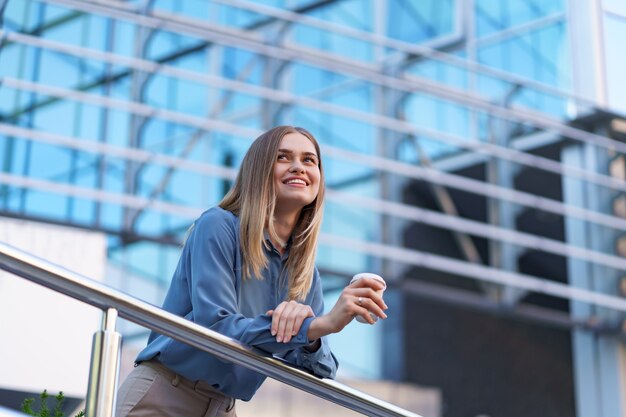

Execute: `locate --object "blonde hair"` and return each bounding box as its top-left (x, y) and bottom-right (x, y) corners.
top-left (219, 126), bottom-right (325, 301)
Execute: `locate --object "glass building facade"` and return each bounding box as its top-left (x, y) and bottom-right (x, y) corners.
top-left (2, 1), bottom-right (626, 416)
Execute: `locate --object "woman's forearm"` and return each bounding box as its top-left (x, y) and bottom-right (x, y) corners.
top-left (307, 315), bottom-right (336, 340)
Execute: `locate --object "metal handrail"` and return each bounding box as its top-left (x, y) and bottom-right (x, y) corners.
top-left (0, 242), bottom-right (421, 417)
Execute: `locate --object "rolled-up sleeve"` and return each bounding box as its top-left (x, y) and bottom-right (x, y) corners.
top-left (280, 269), bottom-right (339, 379)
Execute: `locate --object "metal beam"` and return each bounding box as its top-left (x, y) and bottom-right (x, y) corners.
top-left (7, 120), bottom-right (626, 270)
top-left (3, 31), bottom-right (625, 196)
top-left (563, 136), bottom-right (626, 417)
top-left (4, 95), bottom-right (626, 235)
top-left (168, 0), bottom-right (598, 110)
top-left (0, 166), bottom-right (626, 311)
top-left (128, 56), bottom-right (263, 228)
top-left (1, 167), bottom-right (626, 313)
top-left (400, 279), bottom-right (623, 337)
top-left (8, 120), bottom-right (620, 274)
top-left (1, 0), bottom-right (337, 120)
top-left (35, 0), bottom-right (626, 157)
top-left (5, 122), bottom-right (626, 273)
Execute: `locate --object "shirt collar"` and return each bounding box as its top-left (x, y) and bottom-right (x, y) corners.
top-left (263, 230), bottom-right (292, 257)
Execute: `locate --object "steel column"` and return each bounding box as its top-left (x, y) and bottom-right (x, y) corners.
top-left (563, 141), bottom-right (626, 417)
top-left (85, 308), bottom-right (122, 417)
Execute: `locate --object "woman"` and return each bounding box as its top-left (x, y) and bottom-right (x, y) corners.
top-left (116, 126), bottom-right (388, 417)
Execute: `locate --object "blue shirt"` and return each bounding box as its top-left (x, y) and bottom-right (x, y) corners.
top-left (136, 207), bottom-right (338, 401)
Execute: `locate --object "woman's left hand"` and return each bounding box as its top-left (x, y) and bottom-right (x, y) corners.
top-left (267, 300), bottom-right (315, 343)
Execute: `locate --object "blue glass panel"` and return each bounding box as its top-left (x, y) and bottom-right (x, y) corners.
top-left (176, 80), bottom-right (210, 117)
top-left (0, 87), bottom-right (18, 115)
top-left (305, 0), bottom-right (372, 31)
top-left (33, 99), bottom-right (76, 137)
top-left (407, 49), bottom-right (468, 90)
top-left (27, 142), bottom-right (73, 180)
top-left (291, 63), bottom-right (350, 97)
top-left (292, 25), bottom-right (372, 62)
top-left (605, 16), bottom-right (626, 114)
top-left (6, 0), bottom-right (46, 33)
top-left (24, 189), bottom-right (68, 220)
top-left (166, 169), bottom-right (205, 207)
top-left (43, 3), bottom-right (72, 22)
top-left (147, 30), bottom-right (205, 62)
top-left (75, 100), bottom-right (104, 142)
top-left (70, 196), bottom-right (96, 224)
top-left (3, 136), bottom-right (27, 175)
top-left (387, 0), bottom-right (455, 43)
top-left (477, 22), bottom-right (569, 115)
top-left (106, 108), bottom-right (131, 147)
top-left (217, 4), bottom-right (267, 28)
top-left (604, 0), bottom-right (626, 15)
top-left (38, 49), bottom-right (81, 88)
top-left (324, 83), bottom-right (372, 112)
top-left (4, 0), bottom-right (29, 31)
top-left (113, 21), bottom-right (136, 57)
top-left (85, 14), bottom-right (108, 52)
top-left (476, 74), bottom-right (513, 103)
top-left (475, 0), bottom-right (565, 37)
top-left (0, 44), bottom-right (22, 79)
top-left (154, 0), bottom-right (210, 21)
top-left (403, 94), bottom-right (471, 159)
top-left (292, 106), bottom-right (376, 154)
top-left (44, 12), bottom-right (87, 48)
top-left (102, 161), bottom-right (126, 195)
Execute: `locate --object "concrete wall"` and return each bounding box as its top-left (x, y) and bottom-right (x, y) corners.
top-left (0, 218), bottom-right (106, 398)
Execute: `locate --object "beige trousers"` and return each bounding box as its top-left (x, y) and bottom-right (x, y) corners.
top-left (115, 360), bottom-right (237, 417)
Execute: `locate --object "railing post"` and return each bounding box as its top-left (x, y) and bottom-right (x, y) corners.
top-left (85, 308), bottom-right (122, 417)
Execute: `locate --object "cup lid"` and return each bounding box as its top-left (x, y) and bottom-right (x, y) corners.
top-left (350, 272), bottom-right (386, 287)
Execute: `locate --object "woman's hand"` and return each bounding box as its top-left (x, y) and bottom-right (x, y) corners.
top-left (307, 277), bottom-right (388, 340)
top-left (267, 300), bottom-right (315, 343)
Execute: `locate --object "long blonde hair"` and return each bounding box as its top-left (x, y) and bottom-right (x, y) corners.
top-left (219, 126), bottom-right (325, 301)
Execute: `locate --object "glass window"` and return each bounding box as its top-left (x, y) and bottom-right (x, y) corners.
top-left (387, 0), bottom-right (456, 43)
top-left (605, 16), bottom-right (626, 113)
top-left (475, 0), bottom-right (565, 37)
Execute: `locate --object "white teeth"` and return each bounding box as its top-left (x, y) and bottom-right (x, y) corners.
top-left (285, 179), bottom-right (306, 185)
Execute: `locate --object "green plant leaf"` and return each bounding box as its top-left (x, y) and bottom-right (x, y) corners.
top-left (39, 390), bottom-right (50, 417)
top-left (21, 397), bottom-right (36, 416)
top-left (53, 391), bottom-right (65, 417)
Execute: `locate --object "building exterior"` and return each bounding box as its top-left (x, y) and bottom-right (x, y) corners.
top-left (1, 1), bottom-right (626, 416)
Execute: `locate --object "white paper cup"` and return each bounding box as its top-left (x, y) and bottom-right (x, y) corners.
top-left (349, 273), bottom-right (386, 323)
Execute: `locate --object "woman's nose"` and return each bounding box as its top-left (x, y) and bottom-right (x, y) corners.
top-left (289, 161), bottom-right (305, 173)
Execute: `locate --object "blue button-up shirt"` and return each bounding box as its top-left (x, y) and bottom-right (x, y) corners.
top-left (136, 207), bottom-right (338, 400)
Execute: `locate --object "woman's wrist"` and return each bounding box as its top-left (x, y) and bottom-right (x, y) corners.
top-left (303, 338), bottom-right (321, 352)
top-left (307, 315), bottom-right (335, 340)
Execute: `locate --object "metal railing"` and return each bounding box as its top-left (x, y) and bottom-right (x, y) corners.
top-left (0, 241), bottom-right (421, 417)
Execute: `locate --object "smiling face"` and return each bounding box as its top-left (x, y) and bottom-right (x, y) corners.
top-left (273, 132), bottom-right (321, 213)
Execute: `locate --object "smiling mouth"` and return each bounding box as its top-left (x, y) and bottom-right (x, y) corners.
top-left (283, 179), bottom-right (308, 186)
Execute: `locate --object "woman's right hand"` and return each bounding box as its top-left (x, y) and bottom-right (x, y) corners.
top-left (308, 277), bottom-right (388, 340)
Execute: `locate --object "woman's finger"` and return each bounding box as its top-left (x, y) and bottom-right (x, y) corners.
top-left (345, 287), bottom-right (388, 310)
top-left (348, 276), bottom-right (386, 291)
top-left (276, 302), bottom-right (297, 342)
top-left (348, 302), bottom-right (376, 324)
top-left (271, 302), bottom-right (288, 336)
top-left (290, 306), bottom-right (314, 338)
top-left (357, 297), bottom-right (387, 320)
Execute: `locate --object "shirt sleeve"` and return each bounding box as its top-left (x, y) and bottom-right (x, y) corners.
top-left (279, 268), bottom-right (339, 379)
top-left (186, 209), bottom-right (314, 354)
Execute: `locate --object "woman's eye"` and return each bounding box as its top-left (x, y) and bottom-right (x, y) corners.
top-left (277, 154), bottom-right (287, 160)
